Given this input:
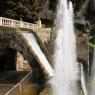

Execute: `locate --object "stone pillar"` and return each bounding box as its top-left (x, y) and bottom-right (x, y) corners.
top-left (37, 18), bottom-right (42, 28)
top-left (20, 18), bottom-right (23, 28)
top-left (0, 17), bottom-right (2, 26)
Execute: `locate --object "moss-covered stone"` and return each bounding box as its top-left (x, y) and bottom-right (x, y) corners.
top-left (33, 32), bottom-right (51, 63)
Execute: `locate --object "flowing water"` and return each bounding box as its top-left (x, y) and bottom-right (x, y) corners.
top-left (22, 32), bottom-right (54, 77)
top-left (81, 64), bottom-right (88, 95)
top-left (51, 0), bottom-right (79, 95)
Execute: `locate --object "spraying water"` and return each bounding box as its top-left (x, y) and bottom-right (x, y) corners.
top-left (51, 0), bottom-right (79, 95)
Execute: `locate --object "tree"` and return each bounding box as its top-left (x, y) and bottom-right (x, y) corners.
top-left (48, 0), bottom-right (57, 11)
top-left (0, 0), bottom-right (43, 22)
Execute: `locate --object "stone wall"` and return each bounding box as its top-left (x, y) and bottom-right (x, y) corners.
top-left (16, 52), bottom-right (32, 71)
top-left (77, 34), bottom-right (89, 64)
top-left (76, 34), bottom-right (89, 79)
top-left (36, 28), bottom-right (52, 44)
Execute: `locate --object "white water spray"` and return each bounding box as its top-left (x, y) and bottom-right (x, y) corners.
top-left (51, 0), bottom-right (79, 95)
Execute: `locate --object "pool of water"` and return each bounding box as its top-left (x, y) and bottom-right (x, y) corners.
top-left (21, 85), bottom-right (37, 95)
top-left (0, 71), bottom-right (29, 95)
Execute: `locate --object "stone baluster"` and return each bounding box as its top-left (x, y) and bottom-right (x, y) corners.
top-left (11, 20), bottom-right (14, 27)
top-left (37, 18), bottom-right (42, 29)
top-left (0, 17), bottom-right (2, 26)
top-left (0, 16), bottom-right (41, 30)
top-left (20, 21), bottom-right (23, 28)
top-left (2, 18), bottom-right (4, 26)
top-left (20, 18), bottom-right (23, 28)
top-left (27, 24), bottom-right (29, 29)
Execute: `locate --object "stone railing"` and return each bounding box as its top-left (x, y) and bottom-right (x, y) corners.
top-left (0, 17), bottom-right (40, 30)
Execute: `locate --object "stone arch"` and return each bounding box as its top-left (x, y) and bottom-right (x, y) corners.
top-left (0, 27), bottom-right (47, 76)
top-left (0, 27), bottom-right (54, 94)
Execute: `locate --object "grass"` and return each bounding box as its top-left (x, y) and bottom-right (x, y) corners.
top-left (80, 90), bottom-right (84, 95)
top-left (89, 42), bottom-right (95, 48)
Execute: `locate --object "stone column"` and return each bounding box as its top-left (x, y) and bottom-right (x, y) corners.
top-left (0, 17), bottom-right (2, 26)
top-left (37, 18), bottom-right (42, 28)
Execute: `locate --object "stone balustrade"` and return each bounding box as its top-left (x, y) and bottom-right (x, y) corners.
top-left (0, 17), bottom-right (53, 45)
top-left (0, 17), bottom-right (40, 30)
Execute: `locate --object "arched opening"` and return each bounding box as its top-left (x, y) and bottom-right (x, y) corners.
top-left (0, 27), bottom-right (52, 95)
top-left (0, 48), bottom-right (16, 71)
top-left (0, 48), bottom-right (32, 71)
top-left (0, 47), bottom-right (46, 95)
top-left (0, 48), bottom-right (32, 94)
top-left (0, 48), bottom-right (29, 95)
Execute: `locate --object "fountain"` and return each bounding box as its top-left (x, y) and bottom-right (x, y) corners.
top-left (51, 0), bottom-right (79, 95)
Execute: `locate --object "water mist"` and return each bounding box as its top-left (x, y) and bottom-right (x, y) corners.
top-left (51, 0), bottom-right (79, 95)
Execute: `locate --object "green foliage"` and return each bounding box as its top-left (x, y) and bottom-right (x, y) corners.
top-left (48, 0), bottom-right (85, 12)
top-left (49, 0), bottom-right (57, 11)
top-left (41, 19), bottom-right (54, 27)
top-left (71, 0), bottom-right (85, 11)
top-left (0, 0), bottom-right (44, 22)
top-left (89, 42), bottom-right (95, 49)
